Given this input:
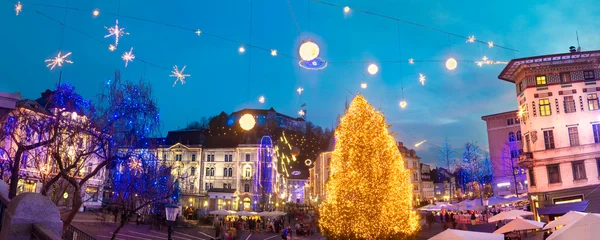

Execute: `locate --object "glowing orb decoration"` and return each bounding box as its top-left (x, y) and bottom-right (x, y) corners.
top-left (299, 41), bottom-right (320, 61)
top-left (305, 159), bottom-right (312, 166)
top-left (292, 171), bottom-right (301, 176)
top-left (343, 6), bottom-right (350, 13)
top-left (239, 46), bottom-right (245, 53)
top-left (239, 114), bottom-right (256, 131)
top-left (361, 83), bottom-right (367, 89)
top-left (270, 49), bottom-right (277, 56)
top-left (93, 9), bottom-right (100, 17)
top-left (445, 58), bottom-right (457, 70)
top-left (298, 57), bottom-right (327, 70)
top-left (399, 100), bottom-right (407, 109)
top-left (367, 63), bottom-right (379, 75)
top-left (291, 146), bottom-right (300, 156)
top-left (258, 96), bottom-right (265, 103)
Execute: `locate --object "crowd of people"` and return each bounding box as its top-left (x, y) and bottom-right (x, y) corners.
top-left (210, 210), bottom-right (317, 240)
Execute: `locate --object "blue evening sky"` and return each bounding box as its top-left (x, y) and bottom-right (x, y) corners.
top-left (1, 0), bottom-right (599, 165)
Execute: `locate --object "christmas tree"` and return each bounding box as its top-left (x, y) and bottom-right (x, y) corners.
top-left (319, 95), bottom-right (419, 239)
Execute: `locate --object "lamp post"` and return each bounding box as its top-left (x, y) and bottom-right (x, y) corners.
top-left (165, 204), bottom-right (178, 240)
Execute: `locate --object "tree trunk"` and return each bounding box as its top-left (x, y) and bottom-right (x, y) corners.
top-left (62, 185), bottom-right (83, 233)
top-left (8, 149), bottom-right (23, 199)
top-left (111, 211), bottom-right (131, 240)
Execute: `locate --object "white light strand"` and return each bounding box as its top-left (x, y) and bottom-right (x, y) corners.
top-left (170, 65), bottom-right (190, 87)
top-left (45, 52), bottom-right (73, 70)
top-left (474, 56), bottom-right (508, 67)
top-left (104, 19), bottom-right (128, 48)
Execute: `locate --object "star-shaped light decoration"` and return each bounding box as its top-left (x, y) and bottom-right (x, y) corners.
top-left (466, 35), bottom-right (475, 43)
top-left (361, 83), bottom-right (367, 89)
top-left (108, 44), bottom-right (116, 52)
top-left (170, 65), bottom-right (190, 87)
top-left (104, 19), bottom-right (128, 47)
top-left (129, 158), bottom-right (143, 175)
top-left (15, 1), bottom-right (22, 16)
top-left (419, 73), bottom-right (426, 86)
top-left (297, 87), bottom-right (304, 95)
top-left (45, 52), bottom-right (73, 70)
top-left (298, 110), bottom-right (305, 117)
top-left (121, 47), bottom-right (135, 67)
top-left (271, 49), bottom-right (278, 56)
top-left (488, 41), bottom-right (494, 48)
top-left (258, 96), bottom-right (265, 103)
top-left (195, 29), bottom-right (201, 36)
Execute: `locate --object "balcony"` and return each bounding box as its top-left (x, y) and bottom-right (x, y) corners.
top-left (518, 152), bottom-right (533, 168)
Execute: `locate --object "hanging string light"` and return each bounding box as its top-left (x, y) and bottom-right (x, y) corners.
top-left (361, 83), bottom-right (367, 89)
top-left (367, 63), bottom-right (378, 75)
top-left (297, 87), bottom-right (304, 95)
top-left (121, 47), bottom-right (135, 67)
top-left (408, 58), bottom-right (414, 64)
top-left (93, 9), bottom-right (99, 17)
top-left (195, 29), bottom-right (201, 36)
top-left (343, 6), bottom-right (350, 14)
top-left (108, 44), bottom-right (116, 52)
top-left (399, 100), bottom-right (407, 109)
top-left (271, 49), bottom-right (278, 56)
top-left (298, 109), bottom-right (305, 116)
top-left (15, 1), bottom-right (22, 16)
top-left (258, 96), bottom-right (265, 103)
top-left (45, 52), bottom-right (73, 70)
top-left (475, 56), bottom-right (508, 67)
top-left (466, 35), bottom-right (475, 43)
top-left (170, 65), bottom-right (190, 87)
top-left (238, 46), bottom-right (246, 53)
top-left (445, 57), bottom-right (458, 70)
top-left (488, 41), bottom-right (494, 48)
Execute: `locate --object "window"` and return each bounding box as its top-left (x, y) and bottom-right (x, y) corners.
top-left (413, 171), bottom-right (418, 181)
top-left (223, 168), bottom-right (227, 177)
top-left (539, 99), bottom-right (551, 116)
top-left (224, 155), bottom-right (228, 162)
top-left (205, 183), bottom-right (209, 190)
top-left (86, 187), bottom-right (99, 202)
top-left (584, 70), bottom-right (595, 80)
top-left (518, 81), bottom-right (524, 92)
top-left (191, 154), bottom-right (196, 161)
top-left (86, 163), bottom-right (93, 174)
top-left (564, 96), bottom-right (576, 113)
top-left (209, 183), bottom-right (213, 189)
top-left (536, 75), bottom-right (547, 86)
top-left (507, 118), bottom-right (514, 126)
top-left (163, 154), bottom-right (166, 160)
top-left (515, 118), bottom-right (520, 124)
top-left (412, 161), bottom-right (417, 169)
top-left (190, 167), bottom-right (196, 176)
top-left (568, 127), bottom-right (580, 146)
top-left (543, 130), bottom-right (555, 150)
top-left (528, 168), bottom-right (535, 186)
top-left (509, 132), bottom-right (516, 142)
top-left (588, 94), bottom-right (599, 111)
top-left (594, 124), bottom-right (600, 143)
top-left (547, 164), bottom-right (561, 184)
top-left (516, 131), bottom-right (522, 141)
top-left (572, 161), bottom-right (586, 180)
top-left (223, 183), bottom-right (227, 188)
top-left (206, 168), bottom-right (210, 176)
top-left (596, 159), bottom-right (600, 179)
top-left (510, 150), bottom-right (518, 159)
top-left (229, 154), bottom-right (233, 162)
top-left (560, 72), bottom-right (571, 83)
top-left (175, 154), bottom-right (182, 161)
top-left (228, 183), bottom-right (232, 189)
top-left (246, 154), bottom-right (250, 162)
top-left (21, 152), bottom-right (28, 169)
top-left (245, 168), bottom-right (252, 178)
top-left (244, 184), bottom-right (250, 192)
top-left (413, 184), bottom-right (419, 191)
top-left (210, 168), bottom-right (214, 176)
top-left (228, 168), bottom-right (233, 177)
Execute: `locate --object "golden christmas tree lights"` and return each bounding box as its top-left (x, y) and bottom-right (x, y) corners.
top-left (319, 95), bottom-right (419, 239)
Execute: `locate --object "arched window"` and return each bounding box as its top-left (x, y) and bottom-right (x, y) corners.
top-left (206, 168), bottom-right (210, 176)
top-left (223, 168), bottom-right (227, 177)
top-left (210, 168), bottom-right (214, 176)
top-left (516, 131), bottom-right (522, 141)
top-left (190, 167), bottom-right (196, 176)
top-left (228, 168), bottom-right (233, 177)
top-left (509, 132), bottom-right (516, 142)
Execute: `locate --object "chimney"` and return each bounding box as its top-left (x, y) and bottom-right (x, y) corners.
top-left (569, 46), bottom-right (576, 53)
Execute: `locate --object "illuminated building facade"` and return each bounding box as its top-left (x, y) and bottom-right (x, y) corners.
top-left (398, 142), bottom-right (422, 205)
top-left (481, 111), bottom-right (528, 196)
top-left (499, 48), bottom-right (600, 219)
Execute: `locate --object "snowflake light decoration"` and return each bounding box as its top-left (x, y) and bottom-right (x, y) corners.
top-left (121, 47), bottom-right (135, 67)
top-left (488, 41), bottom-right (494, 48)
top-left (297, 87), bottom-right (304, 95)
top-left (45, 52), bottom-right (73, 70)
top-left (466, 35), bottom-right (475, 43)
top-left (108, 44), bottom-right (116, 52)
top-left (104, 19), bottom-right (128, 47)
top-left (15, 1), bottom-right (22, 16)
top-left (271, 49), bottom-right (278, 56)
top-left (419, 73), bottom-right (426, 86)
top-left (195, 29), bottom-right (201, 36)
top-left (258, 96), bottom-right (265, 103)
top-left (408, 58), bottom-right (414, 64)
top-left (170, 65), bottom-right (190, 87)
top-left (298, 57), bottom-right (327, 70)
top-left (298, 110), bottom-right (305, 116)
top-left (129, 158), bottom-right (143, 175)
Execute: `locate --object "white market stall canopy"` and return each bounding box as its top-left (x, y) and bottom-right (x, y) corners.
top-left (547, 213), bottom-right (600, 240)
top-left (429, 229), bottom-right (504, 240)
top-left (544, 211), bottom-right (587, 230)
top-left (493, 219), bottom-right (545, 234)
top-left (488, 209), bottom-right (533, 223)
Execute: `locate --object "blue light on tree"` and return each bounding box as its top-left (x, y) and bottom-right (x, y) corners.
top-left (299, 57), bottom-right (327, 70)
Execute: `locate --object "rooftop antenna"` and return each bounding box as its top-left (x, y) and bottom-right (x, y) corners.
top-left (576, 31), bottom-right (581, 52)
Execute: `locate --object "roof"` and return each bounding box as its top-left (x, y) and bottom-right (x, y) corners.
top-left (498, 50), bottom-right (600, 82)
top-left (481, 110), bottom-right (518, 120)
top-left (165, 130), bottom-right (206, 146)
top-left (208, 188), bottom-right (237, 193)
top-left (230, 108), bottom-right (305, 122)
top-left (538, 201), bottom-right (589, 216)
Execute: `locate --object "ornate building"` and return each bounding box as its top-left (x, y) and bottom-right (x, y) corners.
top-left (398, 142), bottom-right (422, 205)
top-left (499, 48), bottom-right (600, 220)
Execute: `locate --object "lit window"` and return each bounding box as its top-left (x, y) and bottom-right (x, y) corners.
top-left (564, 96), bottom-right (576, 113)
top-left (539, 99), bottom-right (551, 116)
top-left (587, 94), bottom-right (599, 111)
top-left (536, 75), bottom-right (547, 85)
top-left (568, 127), bottom-right (579, 146)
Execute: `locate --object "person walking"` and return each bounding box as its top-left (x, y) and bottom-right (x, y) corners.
top-left (470, 212), bottom-right (477, 225)
top-left (214, 217), bottom-right (221, 239)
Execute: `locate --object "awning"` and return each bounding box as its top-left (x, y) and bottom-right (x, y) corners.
top-left (538, 201), bottom-right (589, 215)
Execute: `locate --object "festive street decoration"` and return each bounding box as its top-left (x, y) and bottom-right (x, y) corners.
top-left (399, 100), bottom-right (407, 108)
top-left (414, 140), bottom-right (427, 147)
top-left (466, 35), bottom-right (475, 43)
top-left (121, 47), bottom-right (135, 67)
top-left (239, 113), bottom-right (256, 130)
top-left (446, 57), bottom-right (458, 70)
top-left (291, 146), bottom-right (300, 157)
top-left (488, 41), bottom-right (494, 48)
top-left (475, 56), bottom-right (509, 67)
top-left (15, 1), bottom-right (22, 16)
top-left (299, 41), bottom-right (320, 61)
top-left (109, 44), bottom-right (116, 52)
top-left (408, 58), bottom-right (414, 64)
top-left (104, 19), bottom-right (128, 48)
top-left (299, 57), bottom-right (327, 70)
top-left (258, 95), bottom-right (265, 103)
top-left (270, 49), bottom-right (277, 56)
top-left (419, 73), bottom-right (426, 85)
top-left (239, 46), bottom-right (245, 53)
top-left (45, 51), bottom-right (73, 70)
top-left (319, 95), bottom-right (419, 239)
top-left (361, 83), bottom-right (367, 89)
top-left (195, 29), bottom-right (201, 36)
top-left (93, 9), bottom-right (99, 17)
top-left (298, 109), bottom-right (305, 117)
top-left (297, 87), bottom-right (304, 95)
top-left (343, 6), bottom-right (350, 13)
top-left (305, 159), bottom-right (312, 166)
top-left (170, 65), bottom-right (190, 87)
top-left (367, 63), bottom-right (379, 75)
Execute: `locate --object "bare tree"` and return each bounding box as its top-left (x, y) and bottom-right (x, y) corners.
top-left (461, 142), bottom-right (492, 205)
top-left (437, 139), bottom-right (456, 201)
top-left (500, 140), bottom-right (521, 197)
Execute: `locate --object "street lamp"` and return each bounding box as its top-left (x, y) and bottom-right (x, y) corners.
top-left (165, 204), bottom-right (178, 240)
